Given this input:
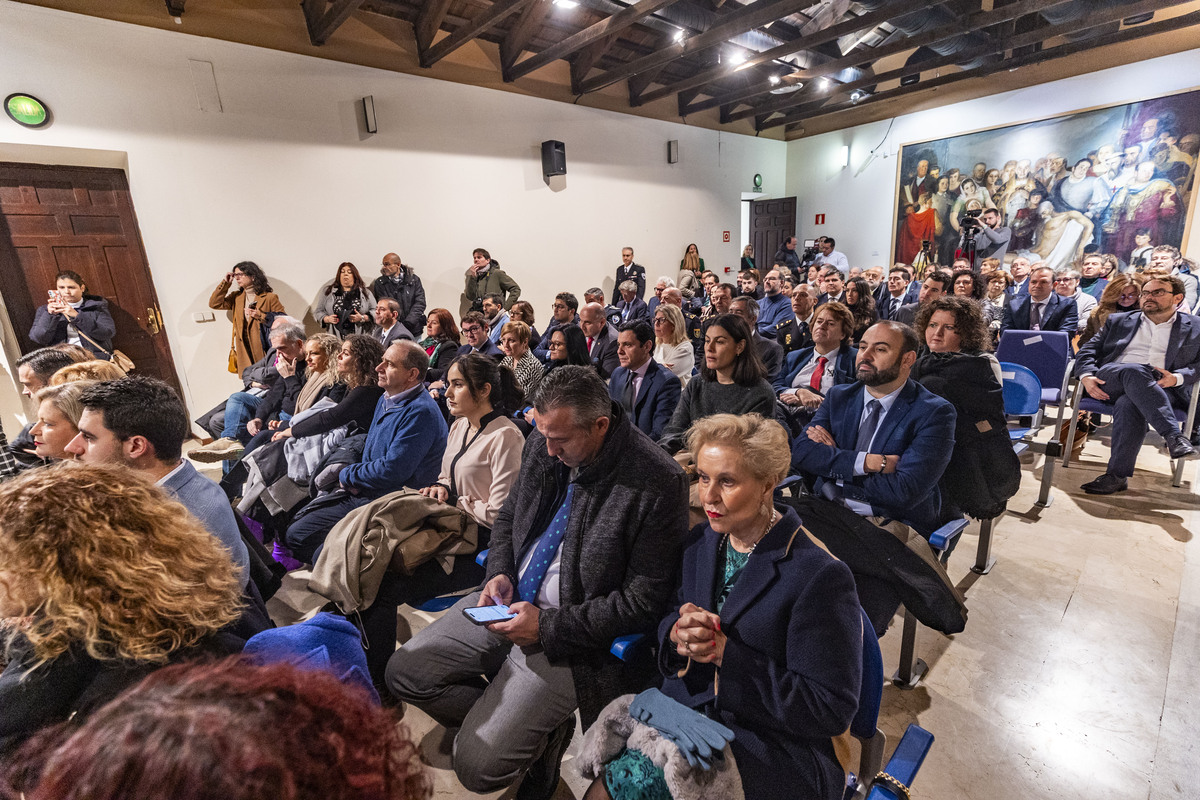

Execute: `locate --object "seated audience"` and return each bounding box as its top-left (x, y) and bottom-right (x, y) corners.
top-left (357, 354), bottom-right (526, 685)
top-left (420, 307), bottom-right (462, 381)
top-left (1073, 275), bottom-right (1200, 495)
top-left (609, 320), bottom-right (682, 441)
top-left (585, 413), bottom-right (861, 800)
top-left (660, 287), bottom-right (703, 356)
top-left (499, 320), bottom-right (546, 398)
top-left (47, 359), bottom-right (126, 384)
top-left (729, 296), bottom-right (783, 383)
top-left (614, 280), bottom-right (650, 324)
top-left (534, 292), bottom-right (580, 361)
top-left (983, 270), bottom-right (1011, 331)
top-left (843, 276), bottom-right (878, 343)
top-left (1149, 245), bottom-right (1198, 310)
top-left (756, 269), bottom-right (792, 332)
top-left (482, 293), bottom-right (511, 344)
top-left (545, 324), bottom-right (592, 375)
top-left (237, 333), bottom-right (343, 458)
top-left (774, 284), bottom-right (818, 354)
top-left (9, 349), bottom-right (79, 467)
top-left (461, 247), bottom-right (521, 320)
top-left (29, 382), bottom-right (91, 462)
top-left (3, 660), bottom-right (430, 800)
top-left (316, 262), bottom-right (377, 339)
top-left (209, 262), bottom-right (285, 375)
top-left (371, 297), bottom-right (415, 347)
top-left (387, 366), bottom-right (686, 800)
top-left (877, 266), bottom-right (911, 321)
top-left (1001, 265), bottom-right (1078, 334)
top-left (647, 276), bottom-right (674, 317)
top-left (894, 269), bottom-right (952, 326)
top-left (282, 341), bottom-right (447, 563)
top-left (1079, 252), bottom-right (1111, 299)
top-left (1079, 273), bottom-right (1145, 347)
top-left (776, 301), bottom-right (858, 415)
top-left (67, 376), bottom-right (250, 584)
top-left (509, 300), bottom-right (540, 345)
top-left (272, 334), bottom-right (385, 443)
top-left (46, 343), bottom-right (93, 363)
top-left (953, 268), bottom-right (1002, 330)
top-left (816, 267), bottom-right (846, 306)
top-left (455, 311), bottom-right (504, 360)
top-left (651, 303), bottom-right (695, 386)
top-left (371, 251), bottom-right (427, 334)
top-left (192, 317), bottom-right (306, 459)
top-left (1054, 267), bottom-right (1097, 332)
top-left (0, 463), bottom-right (245, 756)
top-left (912, 297), bottom-right (1019, 519)
top-left (580, 303), bottom-right (620, 379)
top-left (737, 268), bottom-right (764, 300)
top-left (792, 321), bottom-right (957, 537)
top-left (700, 282), bottom-right (734, 324)
top-left (660, 314), bottom-right (775, 456)
top-left (30, 270), bottom-right (117, 361)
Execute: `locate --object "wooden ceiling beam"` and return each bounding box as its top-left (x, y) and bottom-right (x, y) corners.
top-left (507, 0), bottom-right (682, 82)
top-left (301, 0), bottom-right (368, 45)
top-left (577, 0), bottom-right (813, 95)
top-left (631, 0), bottom-right (932, 107)
top-left (419, 0), bottom-right (535, 67)
top-left (501, 0), bottom-right (553, 78)
top-left (687, 0), bottom-right (1075, 115)
top-left (767, 5), bottom-right (1198, 132)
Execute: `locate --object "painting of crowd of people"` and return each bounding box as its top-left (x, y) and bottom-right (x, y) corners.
top-left (893, 89), bottom-right (1200, 270)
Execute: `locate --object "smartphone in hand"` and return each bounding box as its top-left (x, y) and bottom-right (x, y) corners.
top-left (463, 605), bottom-right (517, 625)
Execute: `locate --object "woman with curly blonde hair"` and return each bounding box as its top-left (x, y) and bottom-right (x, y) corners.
top-left (0, 463), bottom-right (245, 755)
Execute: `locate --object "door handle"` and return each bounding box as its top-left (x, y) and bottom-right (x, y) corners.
top-left (146, 306), bottom-right (161, 335)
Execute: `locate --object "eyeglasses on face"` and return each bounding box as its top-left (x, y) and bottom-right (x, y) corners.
top-left (462, 326), bottom-right (483, 334)
top-left (1141, 288), bottom-right (1171, 298)
top-left (552, 303), bottom-right (567, 310)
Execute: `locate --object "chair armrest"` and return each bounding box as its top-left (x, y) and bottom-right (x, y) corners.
top-left (610, 633), bottom-right (646, 661)
top-left (476, 549), bottom-right (489, 567)
top-left (927, 518), bottom-right (968, 551)
top-left (866, 723), bottom-right (935, 800)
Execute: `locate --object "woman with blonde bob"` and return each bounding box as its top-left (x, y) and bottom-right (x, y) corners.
top-left (48, 359), bottom-right (126, 385)
top-left (0, 463), bottom-right (245, 755)
top-left (583, 414), bottom-right (862, 800)
top-left (651, 303), bottom-right (694, 386)
top-left (29, 382), bottom-right (92, 461)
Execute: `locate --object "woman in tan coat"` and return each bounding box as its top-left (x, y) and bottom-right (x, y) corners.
top-left (209, 261), bottom-right (285, 374)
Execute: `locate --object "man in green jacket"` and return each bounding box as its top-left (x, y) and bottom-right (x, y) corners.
top-left (461, 247), bottom-right (521, 318)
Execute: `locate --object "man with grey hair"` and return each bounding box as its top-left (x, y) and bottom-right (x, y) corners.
top-left (612, 246), bottom-right (646, 304)
top-left (387, 365), bottom-right (686, 800)
top-left (647, 275), bottom-right (675, 317)
top-left (615, 279), bottom-right (650, 323)
top-left (281, 339), bottom-right (447, 562)
top-left (580, 302), bottom-right (620, 379)
top-left (192, 315), bottom-right (306, 459)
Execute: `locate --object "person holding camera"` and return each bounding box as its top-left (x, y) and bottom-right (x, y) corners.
top-left (811, 236), bottom-right (849, 274)
top-left (30, 270), bottom-right (117, 361)
top-left (968, 207), bottom-right (1011, 265)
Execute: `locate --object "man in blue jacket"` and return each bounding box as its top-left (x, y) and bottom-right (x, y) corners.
top-left (608, 320), bottom-right (681, 441)
top-left (792, 321), bottom-right (957, 537)
top-left (283, 340), bottom-right (447, 562)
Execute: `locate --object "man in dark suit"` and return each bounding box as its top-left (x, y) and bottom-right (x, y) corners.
top-left (776, 301), bottom-right (858, 411)
top-left (646, 276), bottom-right (672, 318)
top-left (371, 253), bottom-right (427, 334)
top-left (730, 296), bottom-right (783, 383)
top-left (877, 268), bottom-right (911, 321)
top-left (455, 311), bottom-right (504, 360)
top-left (792, 321), bottom-right (957, 537)
top-left (614, 280), bottom-right (650, 324)
top-left (894, 270), bottom-right (952, 327)
top-left (1009, 257), bottom-right (1032, 297)
top-left (386, 366), bottom-right (686, 800)
top-left (611, 247), bottom-right (646, 304)
top-left (371, 298), bottom-right (414, 349)
top-left (1072, 275), bottom-right (1200, 494)
top-left (1000, 265), bottom-right (1078, 334)
top-left (774, 285), bottom-right (817, 355)
top-left (580, 303), bottom-right (620, 379)
top-left (609, 320), bottom-right (681, 441)
top-left (816, 267), bottom-right (846, 307)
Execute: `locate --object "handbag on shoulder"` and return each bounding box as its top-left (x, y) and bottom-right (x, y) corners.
top-left (76, 329), bottom-right (135, 374)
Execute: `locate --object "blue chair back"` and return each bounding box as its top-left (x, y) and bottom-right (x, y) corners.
top-left (851, 606), bottom-right (883, 739)
top-left (999, 362), bottom-right (1043, 417)
top-left (996, 330), bottom-right (1070, 402)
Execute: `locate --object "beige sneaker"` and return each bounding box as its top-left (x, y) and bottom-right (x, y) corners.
top-left (189, 437), bottom-right (245, 463)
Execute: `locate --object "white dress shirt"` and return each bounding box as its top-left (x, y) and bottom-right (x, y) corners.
top-left (784, 347), bottom-right (840, 397)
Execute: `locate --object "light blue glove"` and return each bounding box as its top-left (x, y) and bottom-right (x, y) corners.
top-left (629, 688), bottom-right (735, 770)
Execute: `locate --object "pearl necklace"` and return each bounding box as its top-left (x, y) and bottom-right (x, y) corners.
top-left (728, 507), bottom-right (779, 553)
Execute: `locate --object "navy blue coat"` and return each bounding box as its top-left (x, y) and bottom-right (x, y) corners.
top-left (1074, 311), bottom-right (1200, 405)
top-left (533, 315), bottom-right (580, 362)
top-left (1001, 292), bottom-right (1078, 335)
top-left (29, 295), bottom-right (116, 359)
top-left (792, 379), bottom-right (957, 535)
top-left (657, 506), bottom-right (862, 800)
top-left (339, 389), bottom-right (447, 499)
top-left (876, 294), bottom-right (908, 321)
top-left (615, 296), bottom-right (651, 324)
top-left (453, 339), bottom-right (504, 360)
top-left (607, 359), bottom-right (681, 441)
top-left (774, 342), bottom-right (858, 395)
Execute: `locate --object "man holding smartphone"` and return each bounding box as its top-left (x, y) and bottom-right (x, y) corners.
top-left (387, 366), bottom-right (687, 800)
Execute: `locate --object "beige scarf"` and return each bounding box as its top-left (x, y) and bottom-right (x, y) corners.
top-left (296, 370), bottom-right (337, 414)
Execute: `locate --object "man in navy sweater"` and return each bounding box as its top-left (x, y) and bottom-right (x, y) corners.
top-left (283, 340), bottom-right (447, 562)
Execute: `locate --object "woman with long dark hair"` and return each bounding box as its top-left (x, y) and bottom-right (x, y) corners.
top-left (29, 270), bottom-right (117, 362)
top-left (210, 261), bottom-right (285, 374)
top-left (842, 276), bottom-right (878, 343)
top-left (315, 262), bottom-right (377, 339)
top-left (659, 314), bottom-right (775, 455)
top-left (545, 325), bottom-right (591, 374)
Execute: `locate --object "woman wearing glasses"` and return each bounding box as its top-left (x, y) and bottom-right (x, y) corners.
top-left (210, 262), bottom-right (285, 375)
top-left (652, 304), bottom-right (694, 386)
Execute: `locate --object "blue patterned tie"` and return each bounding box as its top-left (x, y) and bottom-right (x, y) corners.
top-left (517, 484), bottom-right (576, 604)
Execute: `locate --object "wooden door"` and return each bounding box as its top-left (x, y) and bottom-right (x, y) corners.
top-left (751, 196), bottom-right (797, 268)
top-left (0, 163), bottom-right (183, 400)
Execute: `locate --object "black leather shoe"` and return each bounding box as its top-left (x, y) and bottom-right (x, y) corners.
top-left (1166, 433), bottom-right (1200, 461)
top-left (1081, 473), bottom-right (1128, 495)
top-left (515, 717), bottom-right (575, 800)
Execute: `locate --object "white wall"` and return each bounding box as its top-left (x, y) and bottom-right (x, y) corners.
top-left (0, 0), bottom-right (786, 423)
top-left (785, 50), bottom-right (1200, 270)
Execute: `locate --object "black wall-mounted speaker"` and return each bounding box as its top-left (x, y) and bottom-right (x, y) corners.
top-left (541, 140), bottom-right (566, 177)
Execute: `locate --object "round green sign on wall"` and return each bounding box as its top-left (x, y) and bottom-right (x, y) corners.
top-left (5, 93), bottom-right (49, 128)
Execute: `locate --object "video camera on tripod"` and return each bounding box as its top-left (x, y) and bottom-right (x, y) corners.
top-left (800, 239), bottom-right (820, 268)
top-left (958, 207), bottom-right (984, 231)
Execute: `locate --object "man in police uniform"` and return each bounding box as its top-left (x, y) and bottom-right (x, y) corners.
top-left (773, 284), bottom-right (817, 355)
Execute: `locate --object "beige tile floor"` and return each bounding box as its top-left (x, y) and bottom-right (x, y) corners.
top-left (252, 426), bottom-right (1200, 800)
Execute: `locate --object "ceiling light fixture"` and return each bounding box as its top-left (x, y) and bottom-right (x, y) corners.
top-left (552, 0), bottom-right (579, 7)
top-left (728, 50), bottom-right (747, 66)
top-left (819, 78), bottom-right (830, 91)
top-left (673, 28), bottom-right (686, 43)
top-left (850, 89), bottom-right (869, 104)
top-left (768, 74), bottom-right (781, 85)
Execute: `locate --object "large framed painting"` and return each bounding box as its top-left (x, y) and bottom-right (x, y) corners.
top-left (893, 88), bottom-right (1200, 271)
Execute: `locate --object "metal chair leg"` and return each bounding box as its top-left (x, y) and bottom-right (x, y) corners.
top-left (1037, 440), bottom-right (1059, 507)
top-left (1062, 384), bottom-right (1083, 468)
top-left (891, 609), bottom-right (927, 689)
top-left (972, 517), bottom-right (996, 575)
